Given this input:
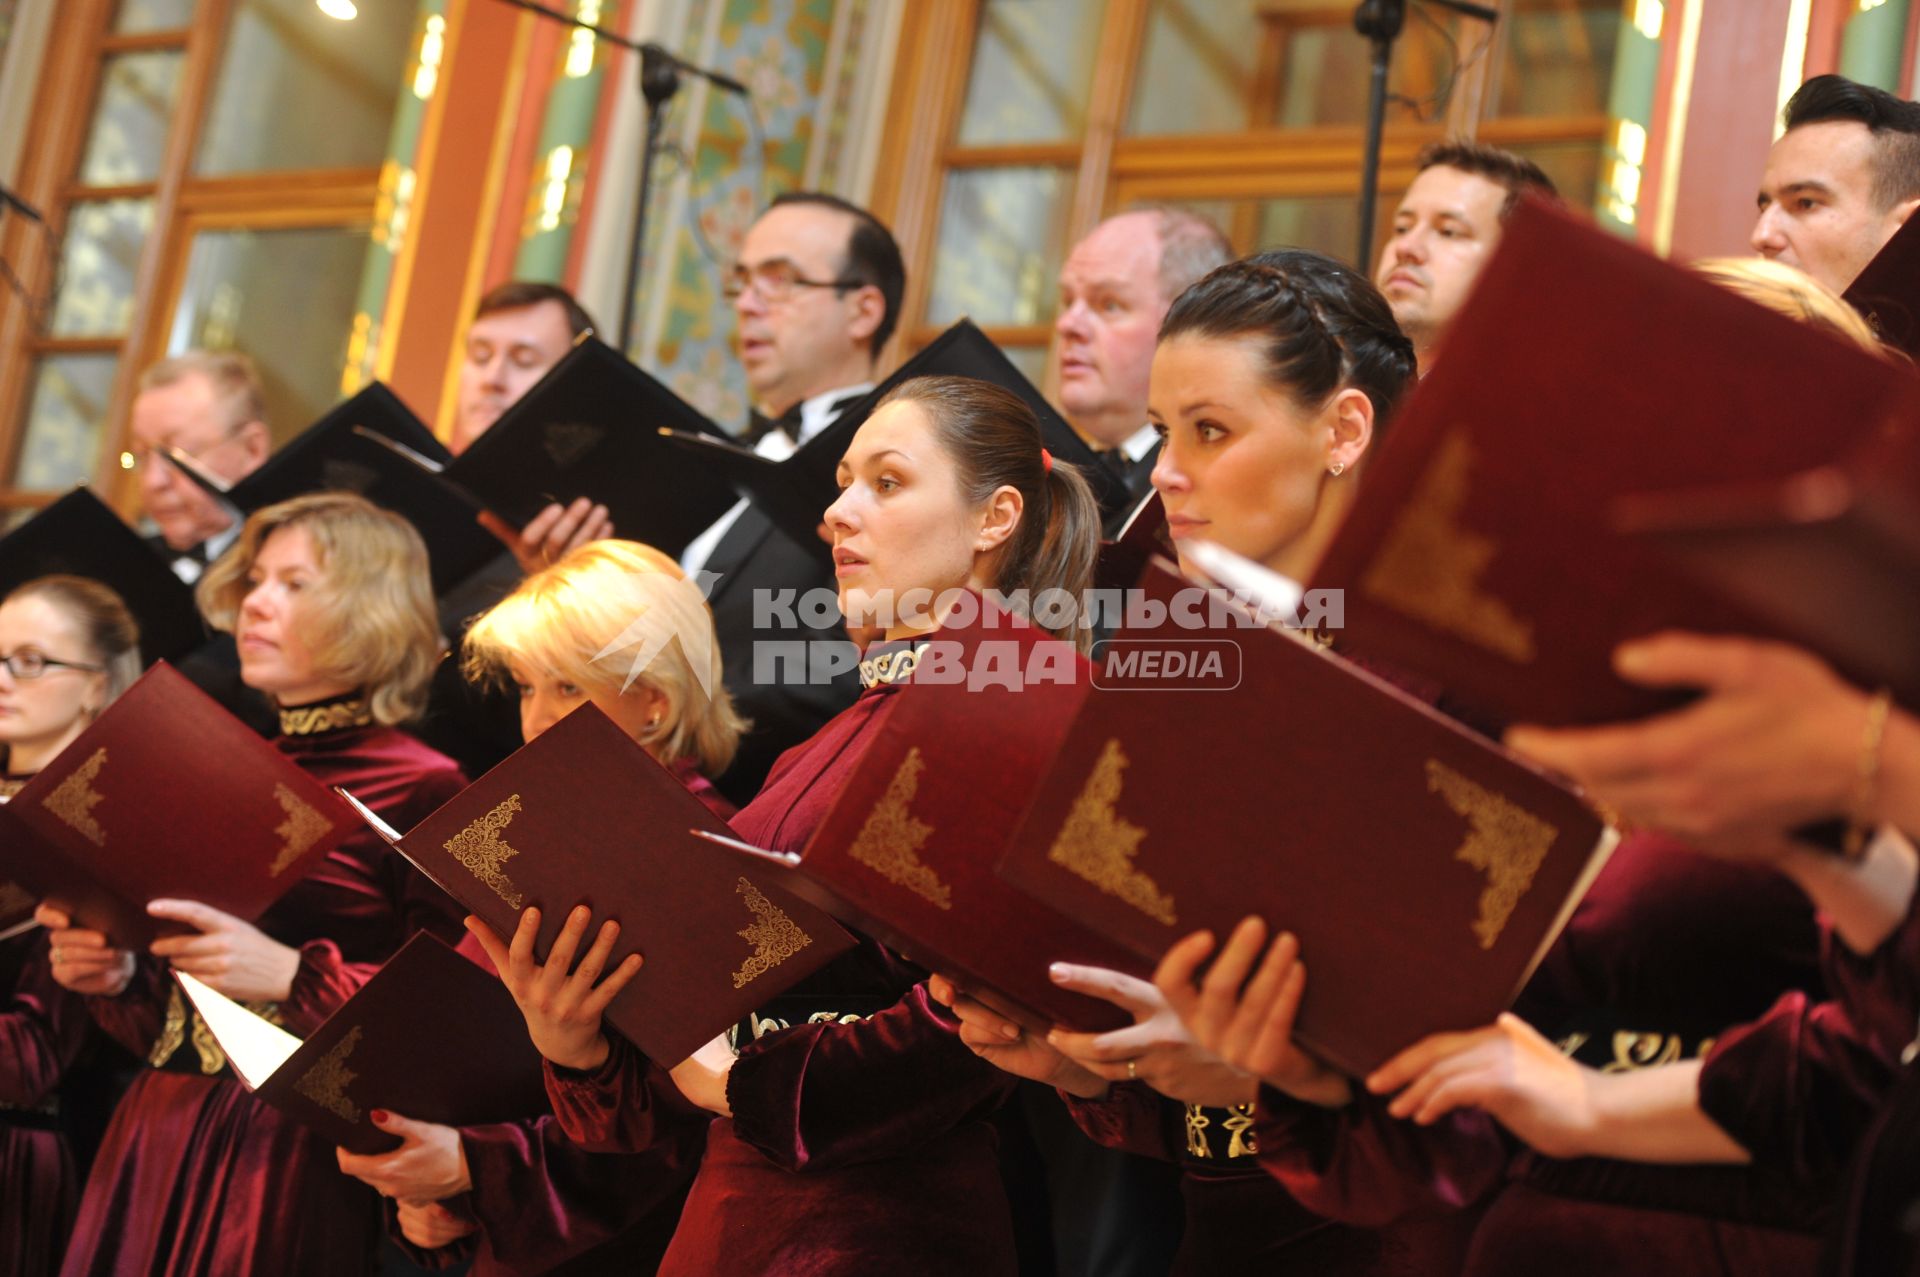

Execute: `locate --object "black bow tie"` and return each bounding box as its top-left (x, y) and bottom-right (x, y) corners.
top-left (747, 403), bottom-right (805, 446)
top-left (175, 542), bottom-right (211, 568)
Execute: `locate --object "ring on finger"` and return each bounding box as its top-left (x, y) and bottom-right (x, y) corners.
top-left (1126, 1058), bottom-right (1139, 1081)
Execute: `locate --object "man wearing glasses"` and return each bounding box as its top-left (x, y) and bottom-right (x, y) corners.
top-left (683, 191), bottom-right (905, 804)
top-left (127, 351), bottom-right (271, 584)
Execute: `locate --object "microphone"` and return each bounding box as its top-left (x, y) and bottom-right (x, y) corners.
top-left (487, 0), bottom-right (749, 96)
top-left (0, 184), bottom-right (43, 224)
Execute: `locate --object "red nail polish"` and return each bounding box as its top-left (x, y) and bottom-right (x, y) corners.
top-left (371, 1110), bottom-right (390, 1123)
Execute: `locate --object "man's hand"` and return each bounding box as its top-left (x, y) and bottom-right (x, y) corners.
top-left (479, 497), bottom-right (613, 576)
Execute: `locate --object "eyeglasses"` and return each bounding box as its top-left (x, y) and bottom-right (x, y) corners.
top-left (0, 650), bottom-right (104, 680)
top-left (722, 261), bottom-right (866, 304)
top-left (121, 424), bottom-right (247, 474)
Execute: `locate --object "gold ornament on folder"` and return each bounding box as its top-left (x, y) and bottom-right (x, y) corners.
top-left (846, 747), bottom-right (951, 909)
top-left (0, 880), bottom-right (31, 920)
top-left (269, 784), bottom-right (331, 877)
top-left (295, 1024), bottom-right (364, 1122)
top-left (1047, 739), bottom-right (1176, 927)
top-left (1425, 758), bottom-right (1558, 949)
top-left (1360, 433), bottom-right (1536, 663)
top-left (731, 877), bottom-right (812, 990)
top-left (542, 421), bottom-right (607, 469)
top-left (42, 748), bottom-right (108, 847)
top-left (444, 794), bottom-right (528, 909)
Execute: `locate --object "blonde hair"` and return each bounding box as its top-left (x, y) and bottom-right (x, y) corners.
top-left (462, 540), bottom-right (746, 775)
top-left (196, 492), bottom-right (442, 726)
top-left (1693, 257), bottom-right (1887, 353)
top-left (3, 575), bottom-right (142, 702)
top-left (138, 349), bottom-right (267, 432)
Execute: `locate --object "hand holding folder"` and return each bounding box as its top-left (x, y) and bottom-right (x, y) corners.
top-left (337, 703), bottom-right (852, 1066)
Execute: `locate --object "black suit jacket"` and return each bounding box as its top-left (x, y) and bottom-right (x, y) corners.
top-left (703, 502), bottom-right (859, 808)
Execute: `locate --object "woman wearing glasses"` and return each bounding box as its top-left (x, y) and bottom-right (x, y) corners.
top-left (0, 575), bottom-right (140, 1277)
top-left (40, 493), bottom-right (469, 1277)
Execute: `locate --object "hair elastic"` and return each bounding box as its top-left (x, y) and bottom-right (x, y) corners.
top-left (1040, 448), bottom-right (1054, 474)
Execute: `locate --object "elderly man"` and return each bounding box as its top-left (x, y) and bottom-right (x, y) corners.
top-left (1054, 208), bottom-right (1231, 522)
top-left (128, 351), bottom-right (271, 583)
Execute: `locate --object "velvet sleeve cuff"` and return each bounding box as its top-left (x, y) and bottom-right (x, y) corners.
top-left (727, 982), bottom-right (1017, 1173)
top-left (1251, 1084), bottom-right (1507, 1227)
top-left (1698, 989), bottom-right (1901, 1187)
top-left (1061, 1080), bottom-right (1172, 1161)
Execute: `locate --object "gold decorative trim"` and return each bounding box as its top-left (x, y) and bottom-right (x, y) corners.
top-left (731, 877), bottom-right (813, 990)
top-left (279, 698), bottom-right (373, 737)
top-left (149, 986), bottom-right (283, 1075)
top-left (846, 747), bottom-right (950, 909)
top-left (1046, 739), bottom-right (1175, 927)
top-left (41, 748), bottom-right (107, 847)
top-left (269, 783), bottom-right (331, 877)
top-left (443, 794), bottom-right (527, 910)
top-left (0, 775), bottom-right (25, 799)
top-left (1426, 759), bottom-right (1559, 950)
top-left (294, 1024), bottom-right (364, 1122)
top-left (1359, 433), bottom-right (1536, 664)
top-left (858, 642), bottom-right (928, 689)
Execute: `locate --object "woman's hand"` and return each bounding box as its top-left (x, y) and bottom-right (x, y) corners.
top-left (1154, 917), bottom-right (1351, 1107)
top-left (146, 899), bottom-right (303, 1003)
top-left (1505, 633), bottom-right (1870, 845)
top-left (1044, 963), bottom-right (1259, 1107)
top-left (927, 974), bottom-right (1107, 1099)
top-left (666, 1033), bottom-right (736, 1117)
top-left (394, 1199), bottom-right (479, 1250)
top-left (334, 1111), bottom-right (472, 1201)
top-left (35, 904), bottom-right (135, 996)
top-left (464, 905), bottom-right (641, 1072)
top-left (1364, 1013), bottom-right (1596, 1156)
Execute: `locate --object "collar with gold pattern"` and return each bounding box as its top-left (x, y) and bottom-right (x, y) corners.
top-left (278, 694), bottom-right (373, 738)
top-left (858, 639), bottom-right (932, 690)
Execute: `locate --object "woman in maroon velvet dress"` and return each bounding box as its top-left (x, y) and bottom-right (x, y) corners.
top-left (1144, 259), bottom-right (1896, 1277)
top-left (932, 250), bottom-right (1457, 1276)
top-left (0, 577), bottom-right (143, 1276)
top-left (334, 540), bottom-right (745, 1275)
top-left (464, 375), bottom-right (1103, 1276)
top-left (39, 493), bottom-right (468, 1276)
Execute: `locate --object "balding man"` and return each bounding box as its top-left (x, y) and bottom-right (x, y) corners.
top-left (1055, 208), bottom-right (1232, 526)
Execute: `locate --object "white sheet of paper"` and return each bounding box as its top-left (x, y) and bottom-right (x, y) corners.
top-left (335, 788), bottom-right (403, 844)
top-left (1183, 538), bottom-right (1305, 621)
top-left (173, 971), bottom-right (305, 1090)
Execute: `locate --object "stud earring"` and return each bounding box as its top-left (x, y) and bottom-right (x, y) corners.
top-left (646, 715), bottom-right (661, 730)
top-left (1329, 461), bottom-right (1347, 477)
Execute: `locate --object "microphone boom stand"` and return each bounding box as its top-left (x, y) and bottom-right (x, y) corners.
top-left (488, 0), bottom-right (748, 354)
top-left (1353, 0), bottom-right (1498, 271)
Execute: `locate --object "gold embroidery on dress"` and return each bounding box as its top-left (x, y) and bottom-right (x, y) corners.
top-left (1426, 759), bottom-right (1558, 949)
top-left (1221, 1103), bottom-right (1259, 1158)
top-left (1360, 433), bottom-right (1536, 663)
top-left (295, 1024), bottom-right (364, 1122)
top-left (1183, 1104), bottom-right (1213, 1158)
top-left (443, 794), bottom-right (527, 909)
top-left (846, 747), bottom-right (950, 909)
top-left (858, 644), bottom-right (927, 689)
top-left (730, 877), bottom-right (812, 989)
top-left (0, 775), bottom-right (24, 799)
top-left (149, 986), bottom-right (282, 1075)
top-left (1601, 1031), bottom-right (1686, 1073)
top-left (269, 784), bottom-right (331, 877)
top-left (278, 698), bottom-right (372, 737)
top-left (1047, 740), bottom-right (1175, 927)
top-left (42, 748), bottom-right (108, 847)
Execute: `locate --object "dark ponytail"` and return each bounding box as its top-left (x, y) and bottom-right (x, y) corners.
top-left (1159, 249), bottom-right (1418, 440)
top-left (876, 376), bottom-right (1099, 653)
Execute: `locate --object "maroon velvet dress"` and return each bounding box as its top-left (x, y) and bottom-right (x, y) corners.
top-left (390, 759), bottom-right (731, 1277)
top-left (58, 700), bottom-right (468, 1277)
top-left (543, 670), bottom-right (1022, 1276)
top-left (1252, 833), bottom-right (1831, 1276)
top-left (0, 927), bottom-right (92, 1277)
